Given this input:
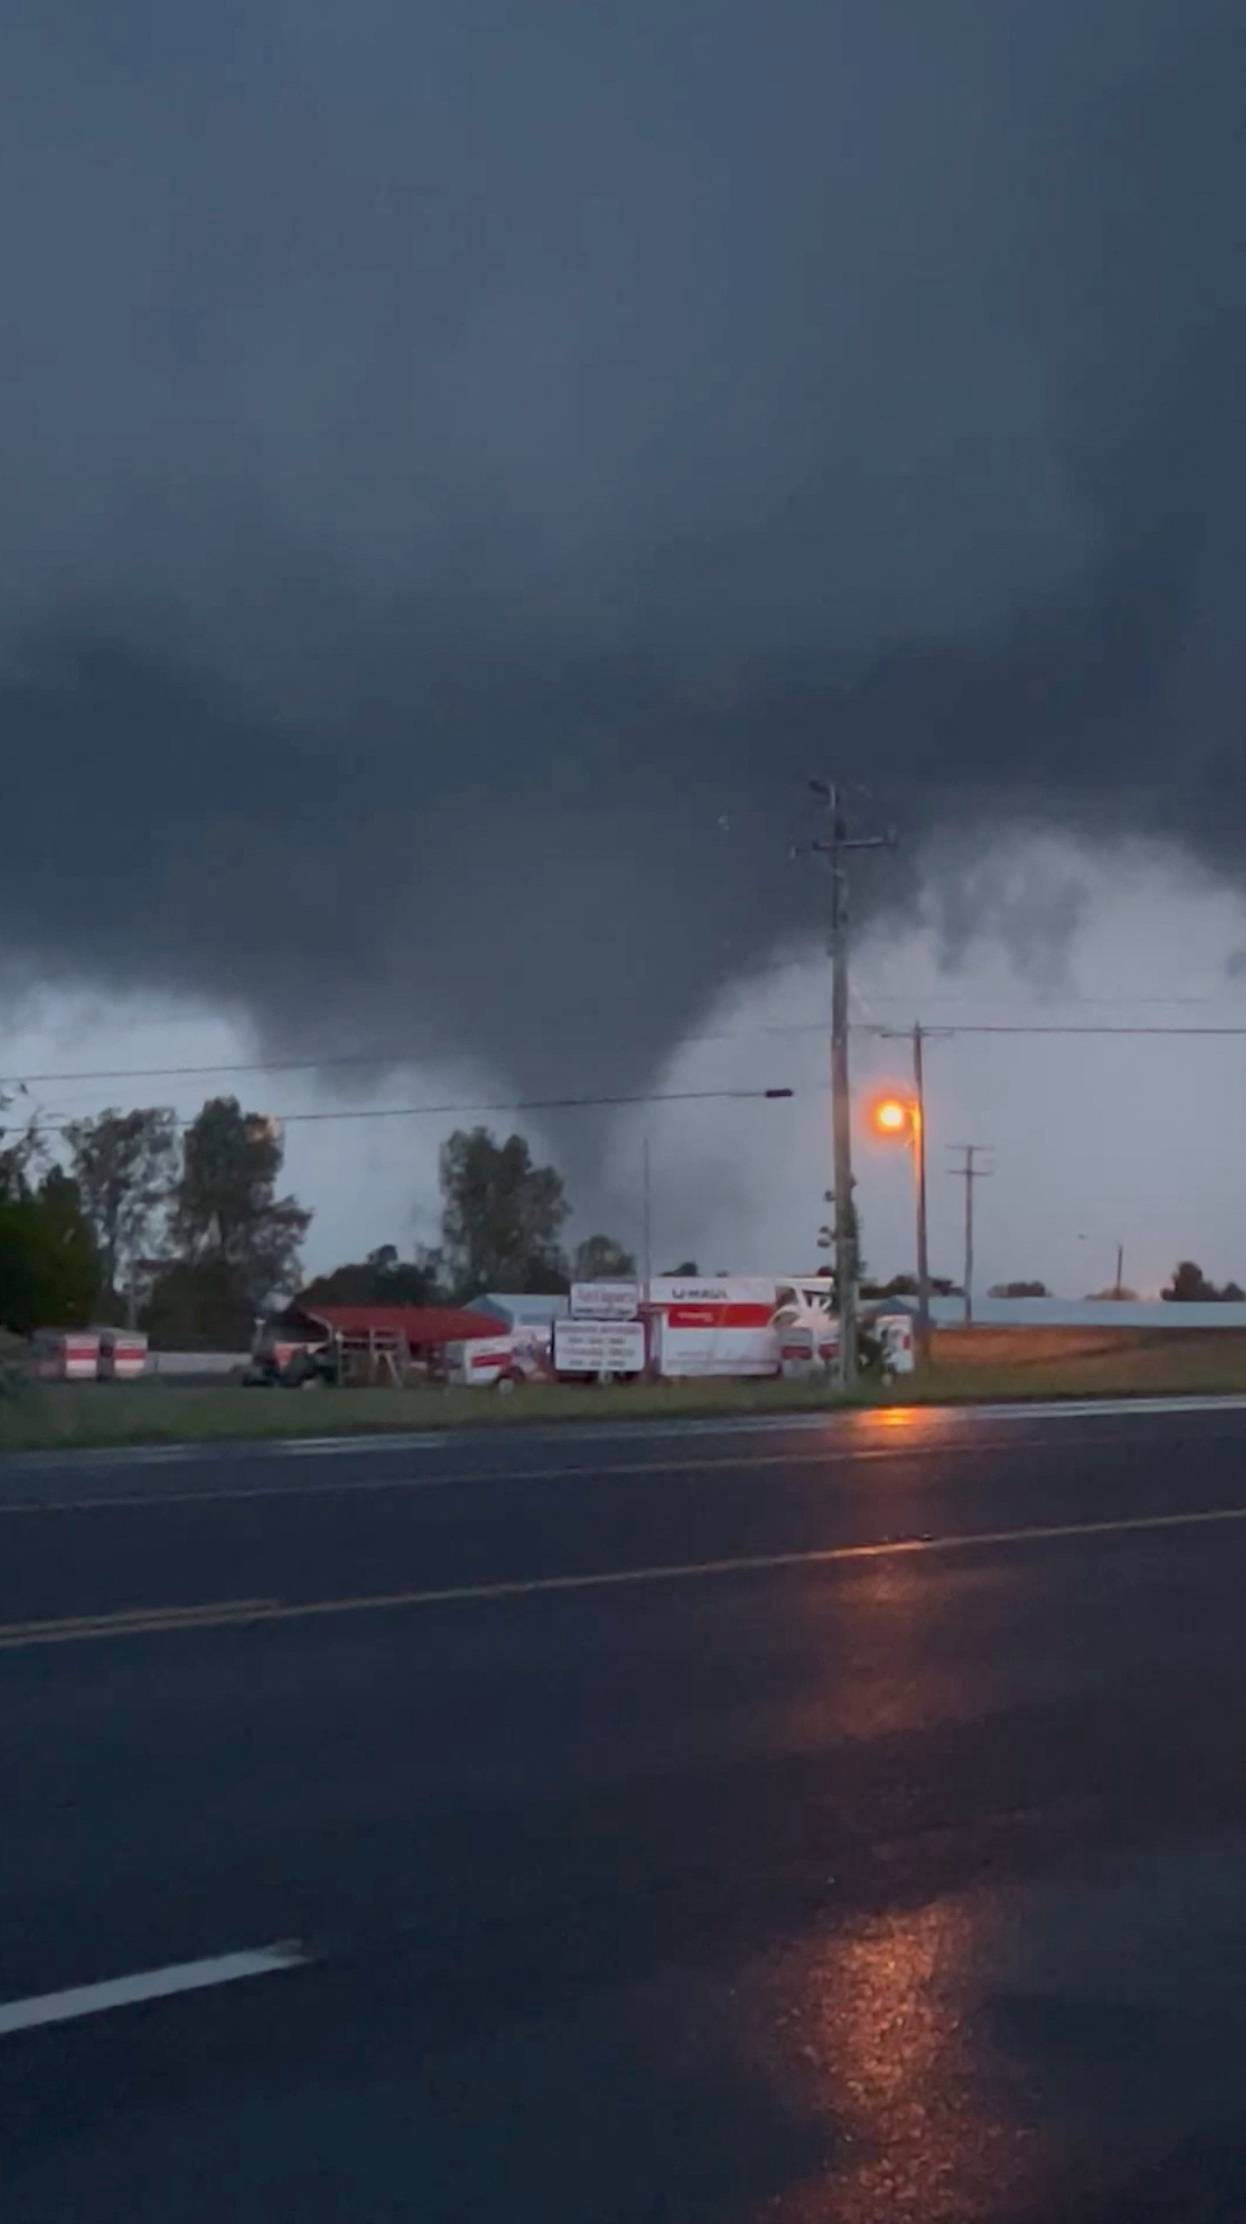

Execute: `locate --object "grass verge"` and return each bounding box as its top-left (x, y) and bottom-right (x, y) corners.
top-left (0, 1375), bottom-right (877, 1452)
top-left (3, 1327), bottom-right (1246, 1453)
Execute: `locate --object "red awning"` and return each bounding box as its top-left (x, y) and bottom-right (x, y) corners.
top-left (287, 1303), bottom-right (503, 1350)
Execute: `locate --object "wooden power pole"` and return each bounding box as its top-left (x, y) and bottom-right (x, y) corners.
top-left (948, 1143), bottom-right (993, 1328)
top-left (911, 1023), bottom-right (932, 1364)
top-left (800, 783), bottom-right (892, 1388)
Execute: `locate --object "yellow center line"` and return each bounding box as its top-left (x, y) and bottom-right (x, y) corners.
top-left (3, 1501), bottom-right (1246, 1650)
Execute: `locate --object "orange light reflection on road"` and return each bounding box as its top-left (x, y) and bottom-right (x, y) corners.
top-left (770, 1901), bottom-right (1045, 2221)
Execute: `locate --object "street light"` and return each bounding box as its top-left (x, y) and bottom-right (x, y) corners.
top-left (867, 1087), bottom-right (931, 1365)
top-left (871, 1095), bottom-right (914, 1139)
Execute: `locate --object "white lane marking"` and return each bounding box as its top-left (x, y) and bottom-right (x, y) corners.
top-left (6, 1390), bottom-right (1246, 1488)
top-left (267, 1392), bottom-right (1246, 1453)
top-left (928, 1394), bottom-right (1246, 1423)
top-left (19, 1444), bottom-right (206, 1469)
top-left (0, 1941), bottom-right (307, 2037)
top-left (9, 1402), bottom-right (1246, 1518)
top-left (0, 1429), bottom-right (1186, 1518)
top-left (274, 1432), bottom-right (455, 1456)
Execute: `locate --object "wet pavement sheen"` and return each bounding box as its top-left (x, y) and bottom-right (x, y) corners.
top-left (5, 1407), bottom-right (1246, 2217)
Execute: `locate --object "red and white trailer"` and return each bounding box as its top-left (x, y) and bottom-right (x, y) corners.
top-left (641, 1277), bottom-right (782, 1378)
top-left (438, 1334), bottom-right (529, 1388)
top-left (98, 1329), bottom-right (149, 1381)
top-left (31, 1329), bottom-right (101, 1382)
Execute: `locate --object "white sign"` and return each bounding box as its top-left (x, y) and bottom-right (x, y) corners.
top-left (646, 1277), bottom-right (777, 1309)
top-left (570, 1280), bottom-right (640, 1320)
top-left (554, 1318), bottom-right (646, 1375)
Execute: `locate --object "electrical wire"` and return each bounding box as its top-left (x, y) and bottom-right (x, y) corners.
top-left (860, 1023), bottom-right (1246, 1038)
top-left (16, 1082), bottom-right (798, 1138)
top-left (10, 1012), bottom-right (1246, 1096)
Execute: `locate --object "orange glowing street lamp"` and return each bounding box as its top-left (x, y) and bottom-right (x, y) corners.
top-left (867, 1077), bottom-right (931, 1365)
top-left (870, 1094), bottom-right (916, 1140)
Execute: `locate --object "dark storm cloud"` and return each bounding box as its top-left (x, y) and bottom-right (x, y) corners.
top-left (3, 0), bottom-right (1243, 1083)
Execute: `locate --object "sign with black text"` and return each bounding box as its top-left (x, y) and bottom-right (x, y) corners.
top-left (554, 1318), bottom-right (646, 1374)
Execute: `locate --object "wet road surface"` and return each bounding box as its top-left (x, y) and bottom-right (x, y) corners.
top-left (5, 1401), bottom-right (1246, 2218)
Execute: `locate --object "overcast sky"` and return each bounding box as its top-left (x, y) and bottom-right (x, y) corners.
top-left (9, 832), bottom-right (1246, 1297)
top-left (3, 1), bottom-right (1245, 1281)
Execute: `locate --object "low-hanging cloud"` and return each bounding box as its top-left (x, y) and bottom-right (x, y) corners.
top-left (3, 0), bottom-right (1243, 1092)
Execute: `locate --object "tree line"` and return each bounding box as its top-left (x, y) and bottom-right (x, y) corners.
top-left (0, 1094), bottom-right (310, 1345)
top-left (0, 1102), bottom-right (636, 1345)
top-left (987, 1265), bottom-right (1246, 1303)
top-left (303, 1128), bottom-right (635, 1314)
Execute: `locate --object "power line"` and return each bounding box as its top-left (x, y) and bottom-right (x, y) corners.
top-left (3, 1048), bottom-right (431, 1087)
top-left (12, 1012), bottom-right (1246, 1099)
top-left (864, 1023), bottom-right (1246, 1038)
top-left (20, 1082), bottom-right (797, 1137)
top-left (18, 1007), bottom-right (1246, 1094)
top-left (857, 991), bottom-right (1246, 1008)
top-left (1, 1018), bottom-right (844, 1088)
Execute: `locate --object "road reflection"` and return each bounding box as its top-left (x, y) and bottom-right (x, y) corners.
top-left (754, 1897), bottom-right (1046, 2222)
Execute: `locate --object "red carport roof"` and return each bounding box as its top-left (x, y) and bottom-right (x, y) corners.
top-left (293, 1304), bottom-right (504, 1347)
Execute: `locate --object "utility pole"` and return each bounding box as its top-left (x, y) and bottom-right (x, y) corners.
top-left (1115, 1242), bottom-right (1125, 1300)
top-left (948, 1144), bottom-right (993, 1328)
top-left (641, 1135), bottom-right (653, 1310)
top-left (798, 782), bottom-right (892, 1388)
top-left (911, 1023), bottom-right (932, 1365)
top-left (877, 1019), bottom-right (949, 1364)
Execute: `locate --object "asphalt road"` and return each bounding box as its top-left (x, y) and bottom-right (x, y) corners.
top-left (6, 1401), bottom-right (1246, 2220)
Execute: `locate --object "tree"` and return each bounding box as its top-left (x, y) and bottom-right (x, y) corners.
top-left (862, 1271), bottom-right (961, 1299)
top-left (439, 1128), bottom-right (569, 1297)
top-left (170, 1098), bottom-right (311, 1310)
top-left (988, 1280), bottom-right (1050, 1299)
top-left (0, 1167), bottom-right (99, 1334)
top-left (142, 1258), bottom-right (253, 1350)
top-left (301, 1243), bottom-right (445, 1308)
top-left (1087, 1285), bottom-right (1138, 1302)
top-left (0, 1083), bottom-right (42, 1205)
top-left (572, 1234), bottom-right (637, 1283)
top-left (1163, 1261), bottom-right (1244, 1302)
top-left (64, 1107), bottom-right (177, 1308)
top-left (662, 1260), bottom-right (699, 1277)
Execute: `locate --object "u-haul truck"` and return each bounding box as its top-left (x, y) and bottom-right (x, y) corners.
top-left (640, 1276), bottom-right (855, 1379)
top-left (642, 1277), bottom-right (782, 1378)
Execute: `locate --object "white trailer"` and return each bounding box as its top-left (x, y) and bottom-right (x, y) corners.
top-left (438, 1335), bottom-right (527, 1388)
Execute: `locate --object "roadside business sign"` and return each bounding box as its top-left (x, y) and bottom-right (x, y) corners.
top-left (570, 1281), bottom-right (640, 1320)
top-left (553, 1318), bottom-right (646, 1375)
